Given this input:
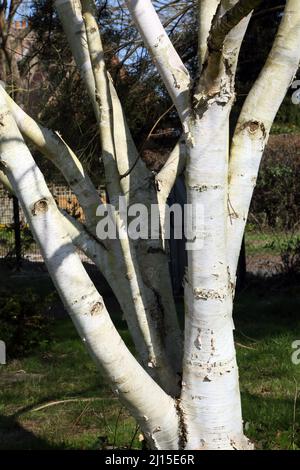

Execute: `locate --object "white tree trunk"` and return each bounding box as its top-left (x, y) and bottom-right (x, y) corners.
top-left (181, 114), bottom-right (250, 449)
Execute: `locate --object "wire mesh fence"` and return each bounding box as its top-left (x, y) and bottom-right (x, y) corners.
top-left (0, 184), bottom-right (106, 267)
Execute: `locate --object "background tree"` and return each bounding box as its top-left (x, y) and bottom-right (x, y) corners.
top-left (0, 1), bottom-right (36, 101)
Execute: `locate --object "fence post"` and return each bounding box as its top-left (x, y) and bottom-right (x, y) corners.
top-left (13, 195), bottom-right (22, 270)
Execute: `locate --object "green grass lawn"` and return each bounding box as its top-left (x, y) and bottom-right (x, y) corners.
top-left (245, 229), bottom-right (300, 256)
top-left (234, 278), bottom-right (300, 450)
top-left (245, 230), bottom-right (288, 256)
top-left (245, 230), bottom-right (280, 256)
top-left (0, 315), bottom-right (139, 450)
top-left (0, 274), bottom-right (299, 450)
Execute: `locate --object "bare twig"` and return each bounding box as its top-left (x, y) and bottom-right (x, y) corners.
top-left (235, 342), bottom-right (256, 351)
top-left (31, 397), bottom-right (117, 412)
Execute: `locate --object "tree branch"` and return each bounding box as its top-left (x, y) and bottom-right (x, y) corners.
top-left (80, 1), bottom-right (182, 390)
top-left (197, 0), bottom-right (220, 70)
top-left (208, 0), bottom-right (262, 53)
top-left (61, 210), bottom-right (176, 384)
top-left (58, 0), bottom-right (182, 386)
top-left (194, 0), bottom-right (252, 110)
top-left (80, 0), bottom-right (123, 201)
top-left (155, 138), bottom-right (186, 203)
top-left (227, 0), bottom-right (300, 282)
top-left (0, 84), bottom-right (101, 237)
top-left (0, 97), bottom-right (179, 449)
top-left (125, 0), bottom-right (192, 140)
top-left (0, 168), bottom-right (13, 193)
top-left (55, 0), bottom-right (100, 122)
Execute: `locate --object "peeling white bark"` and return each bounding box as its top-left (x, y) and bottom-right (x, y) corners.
top-left (181, 111), bottom-right (250, 450)
top-left (179, 0), bottom-right (254, 449)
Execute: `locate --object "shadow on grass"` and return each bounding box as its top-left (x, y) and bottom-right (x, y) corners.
top-left (0, 258), bottom-right (125, 325)
top-left (1, 263), bottom-right (299, 449)
top-left (234, 273), bottom-right (300, 341)
top-left (0, 414), bottom-right (59, 450)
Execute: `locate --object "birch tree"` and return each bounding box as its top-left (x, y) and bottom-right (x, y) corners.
top-left (1, 0), bottom-right (299, 450)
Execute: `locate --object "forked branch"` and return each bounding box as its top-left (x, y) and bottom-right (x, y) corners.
top-left (208, 0), bottom-right (262, 53)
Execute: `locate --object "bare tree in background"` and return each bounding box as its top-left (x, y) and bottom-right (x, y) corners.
top-left (0, 1), bottom-right (34, 100)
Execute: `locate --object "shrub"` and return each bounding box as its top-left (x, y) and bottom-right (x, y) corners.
top-left (0, 289), bottom-right (54, 358)
top-left (279, 235), bottom-right (300, 276)
top-left (250, 134), bottom-right (300, 230)
top-left (264, 234), bottom-right (300, 276)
